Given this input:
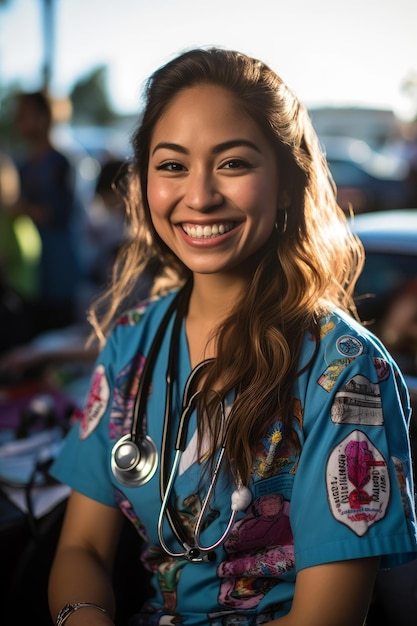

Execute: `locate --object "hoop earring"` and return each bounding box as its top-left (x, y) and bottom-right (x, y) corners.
top-left (275, 209), bottom-right (288, 233)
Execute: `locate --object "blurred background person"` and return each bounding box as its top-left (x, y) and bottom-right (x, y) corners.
top-left (84, 159), bottom-right (128, 295)
top-left (0, 151), bottom-right (41, 354)
top-left (11, 90), bottom-right (82, 337)
top-left (80, 158), bottom-right (161, 319)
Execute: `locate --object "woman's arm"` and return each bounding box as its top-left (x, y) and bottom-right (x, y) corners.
top-left (48, 490), bottom-right (124, 625)
top-left (267, 556), bottom-right (379, 626)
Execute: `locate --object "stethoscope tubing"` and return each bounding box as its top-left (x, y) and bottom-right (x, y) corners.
top-left (158, 362), bottom-right (224, 561)
top-left (192, 445), bottom-right (238, 552)
top-left (157, 448), bottom-right (187, 558)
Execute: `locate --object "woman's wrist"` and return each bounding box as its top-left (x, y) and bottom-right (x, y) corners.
top-left (55, 602), bottom-right (113, 626)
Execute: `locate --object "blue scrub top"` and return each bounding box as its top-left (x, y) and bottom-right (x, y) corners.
top-left (51, 290), bottom-right (417, 625)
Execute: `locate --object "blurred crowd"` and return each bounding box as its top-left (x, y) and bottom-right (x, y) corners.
top-left (0, 90), bottom-right (134, 381)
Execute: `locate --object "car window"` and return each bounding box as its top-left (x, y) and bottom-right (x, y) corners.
top-left (355, 252), bottom-right (417, 377)
top-left (327, 159), bottom-right (371, 186)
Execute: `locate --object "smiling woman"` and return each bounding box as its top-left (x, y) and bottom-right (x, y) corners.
top-left (47, 48), bottom-right (417, 626)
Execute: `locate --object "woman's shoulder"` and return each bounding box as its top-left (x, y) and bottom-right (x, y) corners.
top-left (112, 289), bottom-right (179, 332)
top-left (314, 306), bottom-right (391, 360)
top-left (297, 306), bottom-right (408, 402)
top-left (97, 290), bottom-right (180, 366)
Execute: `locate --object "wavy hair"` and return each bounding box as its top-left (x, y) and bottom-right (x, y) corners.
top-left (89, 47), bottom-right (364, 484)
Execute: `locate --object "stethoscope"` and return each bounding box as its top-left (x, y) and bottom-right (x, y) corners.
top-left (111, 283), bottom-right (252, 562)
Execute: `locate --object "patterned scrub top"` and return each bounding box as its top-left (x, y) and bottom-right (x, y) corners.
top-left (51, 290), bottom-right (417, 625)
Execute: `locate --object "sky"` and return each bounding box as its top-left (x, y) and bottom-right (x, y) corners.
top-left (1, 0), bottom-right (417, 120)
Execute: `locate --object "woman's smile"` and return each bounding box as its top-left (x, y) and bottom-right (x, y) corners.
top-left (178, 221), bottom-right (242, 249)
top-left (181, 221), bottom-right (236, 240)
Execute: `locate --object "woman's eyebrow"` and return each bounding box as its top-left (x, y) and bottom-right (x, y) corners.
top-left (212, 139), bottom-right (261, 154)
top-left (151, 139), bottom-right (261, 157)
top-left (151, 142), bottom-right (188, 156)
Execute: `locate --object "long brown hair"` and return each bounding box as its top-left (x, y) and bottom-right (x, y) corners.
top-left (89, 47), bottom-right (364, 484)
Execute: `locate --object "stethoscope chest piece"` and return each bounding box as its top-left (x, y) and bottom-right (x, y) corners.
top-left (111, 433), bottom-right (158, 487)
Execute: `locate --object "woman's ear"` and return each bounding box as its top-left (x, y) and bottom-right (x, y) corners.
top-left (278, 191), bottom-right (291, 210)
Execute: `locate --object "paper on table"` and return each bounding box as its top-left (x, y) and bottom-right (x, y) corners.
top-left (0, 427), bottom-right (69, 517)
top-left (2, 482), bottom-right (70, 517)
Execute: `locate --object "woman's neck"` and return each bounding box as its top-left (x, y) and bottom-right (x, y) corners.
top-left (185, 273), bottom-right (247, 367)
top-left (190, 273), bottom-right (247, 319)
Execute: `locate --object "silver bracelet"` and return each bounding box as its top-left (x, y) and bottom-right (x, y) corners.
top-left (56, 602), bottom-right (110, 626)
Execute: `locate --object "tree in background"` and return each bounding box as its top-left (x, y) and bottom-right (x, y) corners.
top-left (0, 64), bottom-right (118, 155)
top-left (69, 65), bottom-right (117, 126)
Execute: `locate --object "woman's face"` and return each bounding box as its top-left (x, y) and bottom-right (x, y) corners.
top-left (147, 84), bottom-right (280, 278)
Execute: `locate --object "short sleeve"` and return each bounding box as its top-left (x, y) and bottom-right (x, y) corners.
top-left (291, 316), bottom-right (417, 571)
top-left (50, 330), bottom-right (121, 506)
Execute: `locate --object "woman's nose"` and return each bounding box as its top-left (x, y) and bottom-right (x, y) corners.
top-left (184, 170), bottom-right (223, 211)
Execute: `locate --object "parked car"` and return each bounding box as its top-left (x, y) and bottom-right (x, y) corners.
top-left (350, 208), bottom-right (417, 626)
top-left (321, 136), bottom-right (411, 213)
top-left (351, 209), bottom-right (417, 476)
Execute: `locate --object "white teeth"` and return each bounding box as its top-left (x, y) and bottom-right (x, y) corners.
top-left (182, 222), bottom-right (234, 239)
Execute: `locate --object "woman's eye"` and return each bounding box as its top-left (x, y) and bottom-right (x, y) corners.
top-left (222, 158), bottom-right (251, 170)
top-left (156, 161), bottom-right (185, 172)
